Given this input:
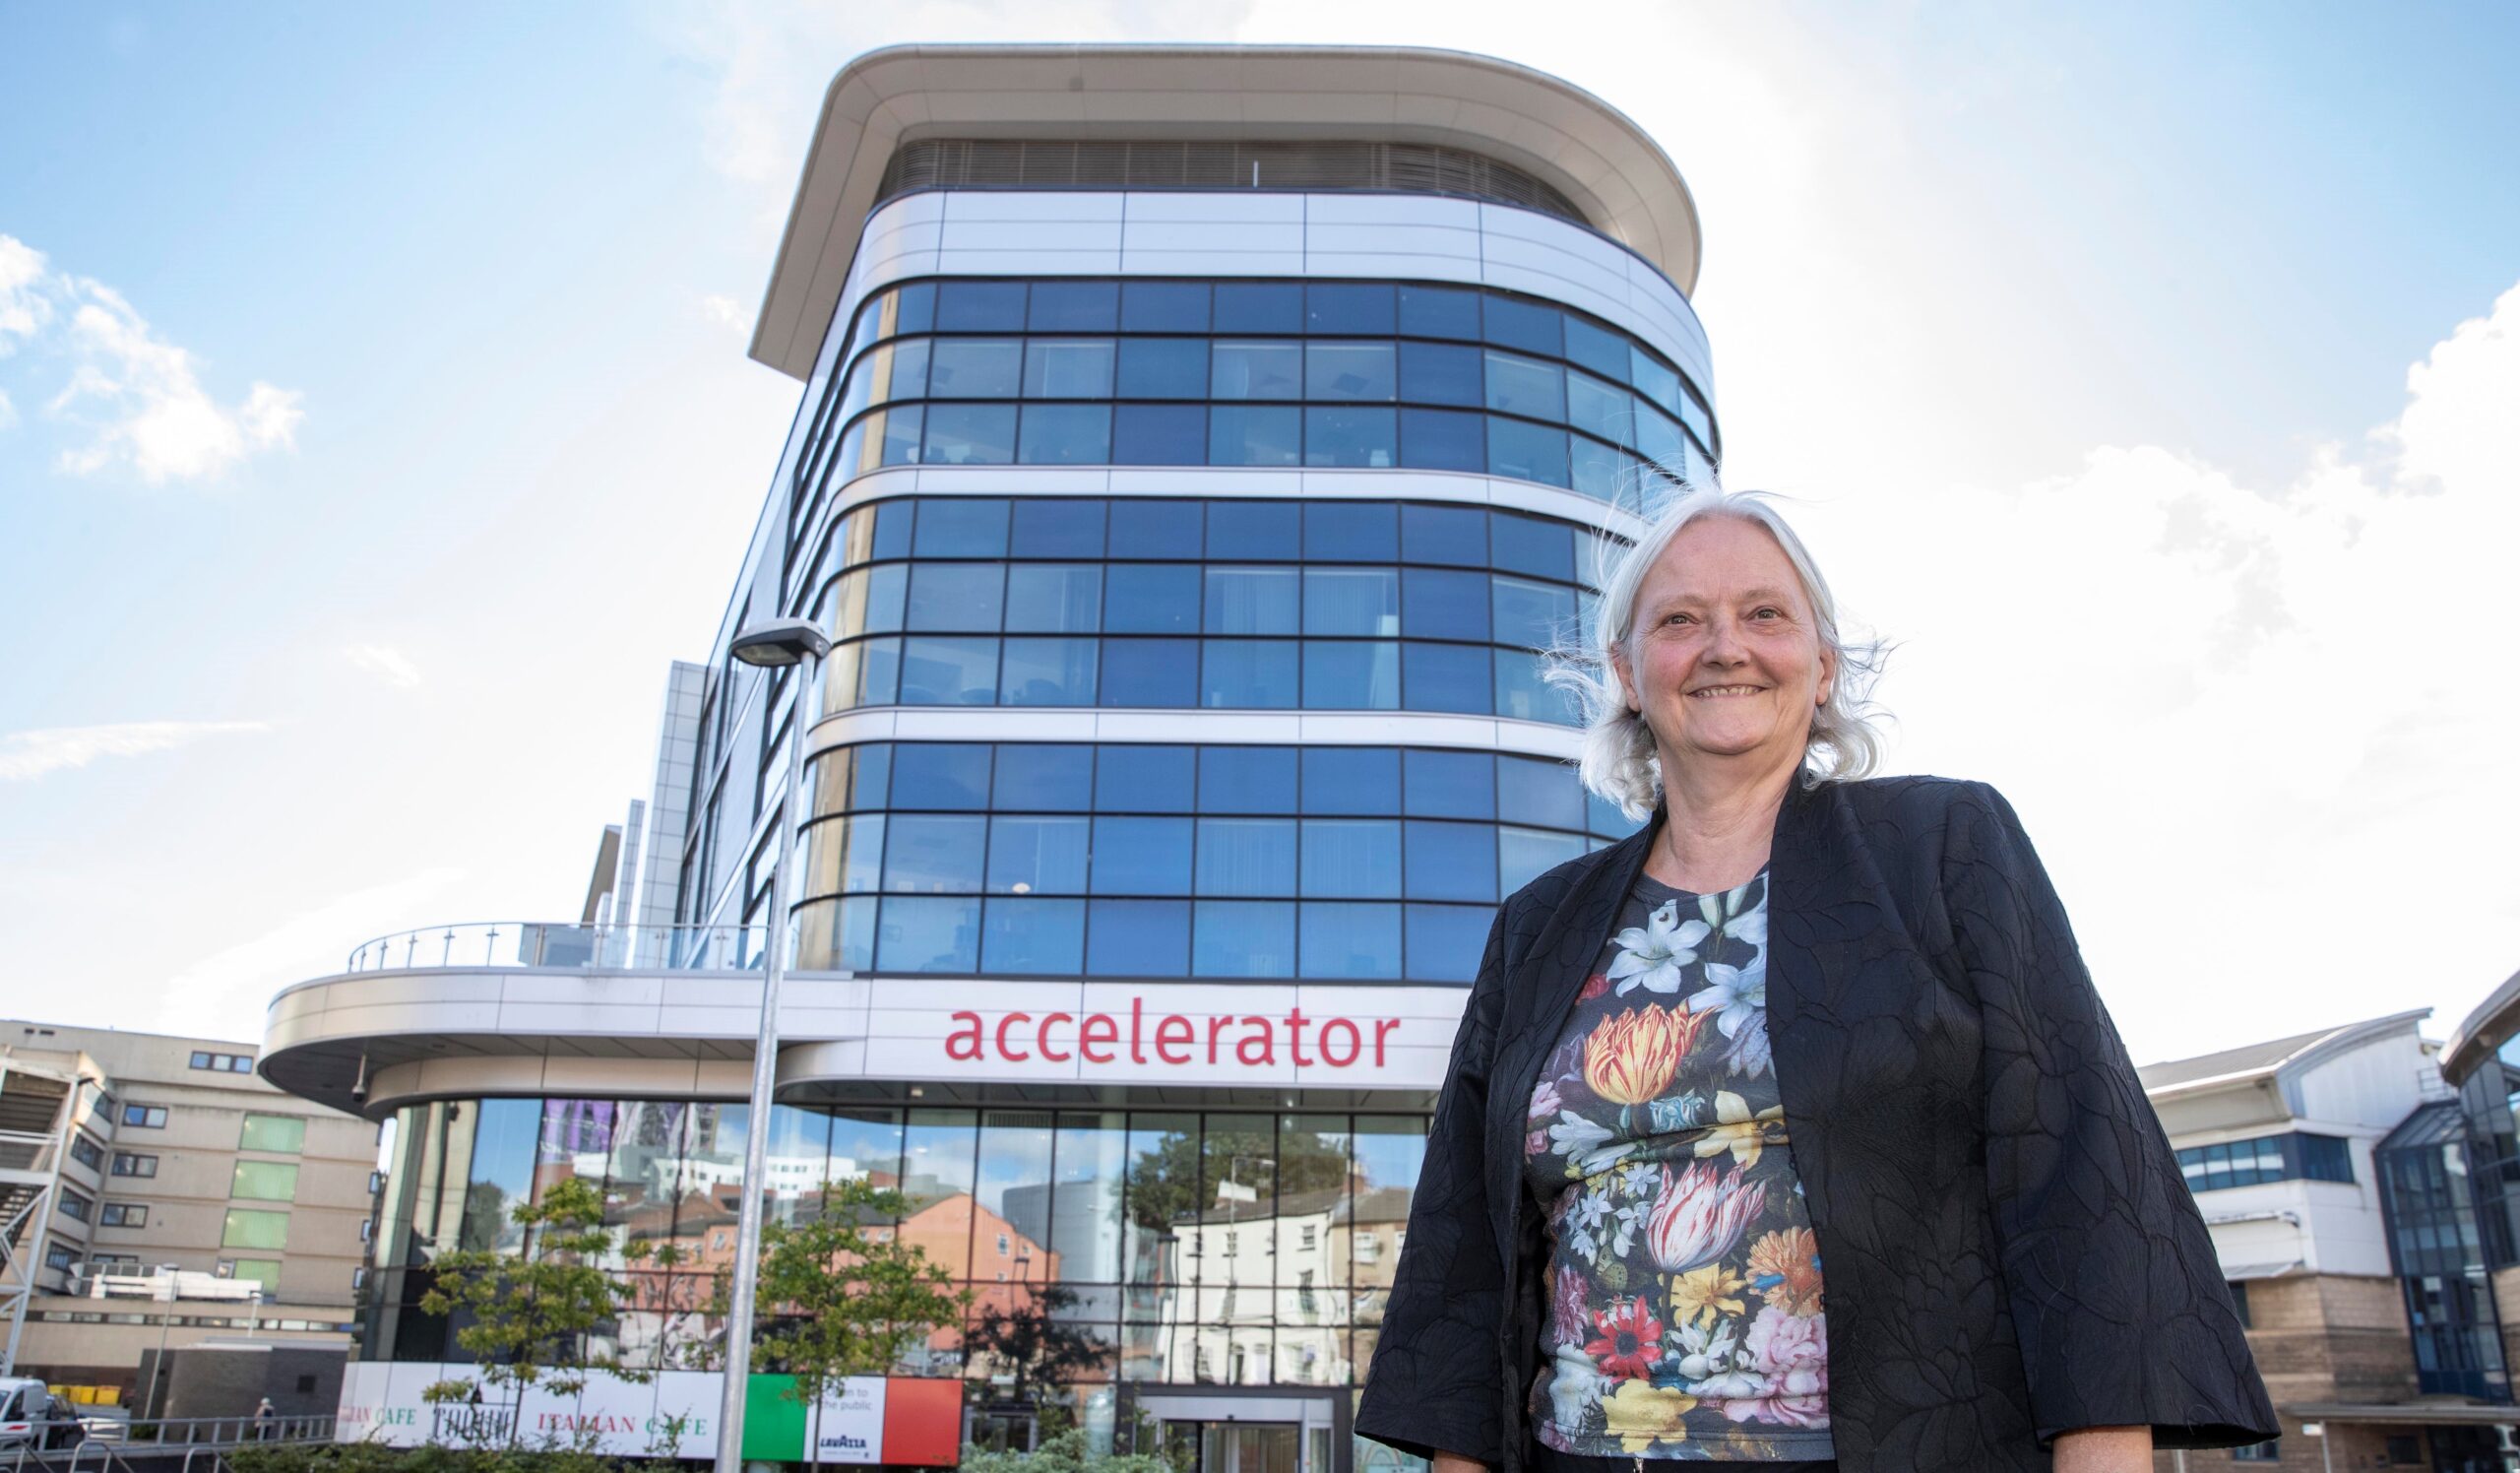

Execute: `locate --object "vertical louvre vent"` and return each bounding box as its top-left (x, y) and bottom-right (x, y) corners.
top-left (878, 139), bottom-right (1587, 224)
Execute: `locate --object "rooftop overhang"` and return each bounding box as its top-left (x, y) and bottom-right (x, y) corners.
top-left (2443, 965), bottom-right (2520, 1084)
top-left (750, 42), bottom-right (1705, 381)
top-left (2281, 1401), bottom-right (2520, 1428)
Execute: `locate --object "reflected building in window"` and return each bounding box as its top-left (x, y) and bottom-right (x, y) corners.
top-left (259, 42), bottom-right (1730, 1473)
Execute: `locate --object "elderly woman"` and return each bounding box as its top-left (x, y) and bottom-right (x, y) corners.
top-left (1355, 490), bottom-right (2275, 1473)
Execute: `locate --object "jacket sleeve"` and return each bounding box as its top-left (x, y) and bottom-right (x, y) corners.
top-left (1354, 906), bottom-right (1515, 1464)
top-left (1950, 783), bottom-right (2280, 1450)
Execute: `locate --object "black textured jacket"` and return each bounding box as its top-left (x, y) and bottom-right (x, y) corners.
top-left (1355, 775), bottom-right (2278, 1471)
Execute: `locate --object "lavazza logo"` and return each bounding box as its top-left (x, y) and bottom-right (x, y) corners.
top-left (945, 998), bottom-right (1405, 1069)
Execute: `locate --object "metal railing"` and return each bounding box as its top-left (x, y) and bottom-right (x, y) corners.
top-left (5, 1415), bottom-right (337, 1473)
top-left (0, 1130), bottom-right (57, 1174)
top-left (344, 922), bottom-right (768, 974)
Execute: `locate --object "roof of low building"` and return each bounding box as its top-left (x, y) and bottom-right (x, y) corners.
top-left (2137, 1009), bottom-right (2432, 1098)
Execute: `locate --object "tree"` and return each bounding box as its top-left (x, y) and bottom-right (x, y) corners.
top-left (965, 1285), bottom-right (1107, 1411)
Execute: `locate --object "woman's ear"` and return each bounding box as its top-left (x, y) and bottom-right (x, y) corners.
top-left (1608, 640), bottom-right (1640, 713)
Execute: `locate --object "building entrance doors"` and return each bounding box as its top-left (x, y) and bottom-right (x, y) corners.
top-left (1131, 1391), bottom-right (1341, 1473)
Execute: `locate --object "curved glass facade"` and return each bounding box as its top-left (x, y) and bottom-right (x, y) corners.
top-left (790, 740), bottom-right (1639, 978)
top-left (368, 1096), bottom-right (1428, 1392)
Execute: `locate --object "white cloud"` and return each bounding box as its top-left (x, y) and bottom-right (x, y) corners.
top-left (0, 232), bottom-right (303, 483)
top-left (696, 292), bottom-right (751, 334)
top-left (155, 866), bottom-right (468, 1040)
top-left (0, 720), bottom-right (273, 781)
top-left (345, 643), bottom-right (424, 689)
top-left (0, 387), bottom-right (15, 430)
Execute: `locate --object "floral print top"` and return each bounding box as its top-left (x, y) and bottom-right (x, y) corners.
top-left (1521, 869), bottom-right (1834, 1460)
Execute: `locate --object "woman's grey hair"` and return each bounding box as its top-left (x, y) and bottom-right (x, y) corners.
top-left (1545, 487), bottom-right (1888, 819)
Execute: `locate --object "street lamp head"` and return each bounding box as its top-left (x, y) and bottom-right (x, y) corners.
top-left (729, 617), bottom-right (832, 669)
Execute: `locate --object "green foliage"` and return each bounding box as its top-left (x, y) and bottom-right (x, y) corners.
top-left (744, 1176), bottom-right (970, 1408)
top-left (226, 1442), bottom-right (638, 1473)
top-left (958, 1428), bottom-right (1176, 1473)
top-left (965, 1285), bottom-right (1107, 1408)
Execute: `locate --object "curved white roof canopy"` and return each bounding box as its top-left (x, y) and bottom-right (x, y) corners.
top-left (751, 43), bottom-right (1706, 380)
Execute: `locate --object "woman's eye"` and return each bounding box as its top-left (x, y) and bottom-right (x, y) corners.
top-left (1751, 607), bottom-right (1784, 620)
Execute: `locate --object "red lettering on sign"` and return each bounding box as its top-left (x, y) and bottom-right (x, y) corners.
top-left (1375, 1016), bottom-right (1401, 1065)
top-left (1319, 1017), bottom-right (1361, 1066)
top-left (1236, 1015), bottom-right (1275, 1066)
top-left (995, 1011), bottom-right (1032, 1063)
top-left (1039, 1012), bottom-right (1073, 1061)
top-left (1130, 998), bottom-right (1148, 1064)
top-left (1287, 1005), bottom-right (1313, 1066)
top-left (1081, 1013), bottom-right (1119, 1063)
top-left (1155, 1014), bottom-right (1193, 1064)
top-left (1207, 1014), bottom-right (1231, 1064)
top-left (947, 1011), bottom-right (984, 1061)
top-left (943, 1001), bottom-right (1404, 1072)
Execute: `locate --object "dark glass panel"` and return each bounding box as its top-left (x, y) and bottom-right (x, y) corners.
top-left (1490, 511), bottom-right (1577, 581)
top-left (1495, 649), bottom-right (1577, 725)
top-left (1499, 825), bottom-right (1587, 893)
top-left (928, 339), bottom-right (1024, 398)
top-left (1192, 901), bottom-right (1296, 978)
top-left (1587, 787), bottom-right (1637, 839)
top-left (1629, 352), bottom-right (1684, 417)
top-left (1301, 502), bottom-right (1397, 563)
top-left (981, 899), bottom-right (1087, 975)
top-left (803, 812), bottom-right (885, 897)
top-left (878, 896), bottom-right (979, 974)
top-left (1300, 746), bottom-right (1400, 816)
top-left (1195, 817), bottom-right (1297, 896)
top-left (877, 404), bottom-right (924, 467)
top-left (1212, 283), bottom-right (1303, 333)
top-left (870, 498), bottom-right (914, 558)
top-left (1100, 637), bottom-right (1199, 707)
top-left (1115, 339), bottom-right (1210, 399)
top-left (1484, 352), bottom-right (1567, 423)
top-left (1105, 499), bottom-right (1204, 558)
top-left (1569, 437), bottom-right (1629, 504)
top-left (1203, 567), bottom-right (1300, 635)
top-left (891, 283), bottom-right (937, 336)
top-left (1205, 500), bottom-right (1301, 559)
top-left (1210, 405), bottom-right (1301, 467)
top-left (851, 743), bottom-right (895, 809)
top-left (1301, 641), bottom-right (1400, 710)
top-left (991, 743), bottom-right (1095, 812)
top-left (1302, 568), bottom-right (1400, 636)
top-left (1086, 899), bottom-right (1190, 976)
top-left (1300, 819), bottom-right (1403, 897)
top-left (1003, 565), bottom-right (1102, 633)
top-left (1497, 755), bottom-right (1586, 831)
top-left (1396, 285), bottom-right (1480, 340)
top-left (1403, 902), bottom-right (1488, 982)
top-left (1299, 902), bottom-right (1402, 981)
top-left (1304, 407), bottom-right (1398, 469)
top-left (906, 562), bottom-right (1006, 632)
top-left (1097, 743), bottom-right (1193, 812)
top-left (921, 403), bottom-right (1016, 466)
top-left (882, 814), bottom-right (986, 893)
top-left (1211, 342), bottom-right (1302, 400)
top-left (1104, 563), bottom-right (1202, 634)
top-left (1635, 402), bottom-right (1688, 477)
top-left (1305, 283), bottom-right (1396, 335)
top-left (1016, 404), bottom-right (1113, 465)
top-left (1401, 641), bottom-right (1491, 715)
top-left (998, 636), bottom-right (1098, 706)
top-left (1481, 294), bottom-right (1563, 356)
top-left (1120, 281), bottom-right (1211, 332)
top-left (1090, 816), bottom-right (1194, 896)
top-left (899, 635), bottom-right (998, 705)
top-left (1022, 340), bottom-right (1116, 398)
top-left (1404, 819), bottom-right (1498, 903)
top-left (936, 281), bottom-right (1028, 332)
top-left (1398, 341), bottom-right (1483, 407)
top-left (1399, 568), bottom-right (1491, 639)
top-left (1398, 408), bottom-right (1484, 474)
top-left (890, 742), bottom-right (992, 809)
top-left (1562, 315), bottom-right (1632, 383)
top-left (1111, 405), bottom-right (1208, 465)
top-left (1011, 499), bottom-right (1107, 557)
top-left (1198, 745), bottom-right (1298, 814)
top-left (1199, 640), bottom-right (1299, 710)
top-left (1403, 748), bottom-right (1494, 819)
top-left (1027, 281), bottom-right (1119, 332)
top-left (857, 636), bottom-right (900, 704)
top-left (1492, 575), bottom-right (1577, 649)
top-left (1304, 342), bottom-right (1397, 401)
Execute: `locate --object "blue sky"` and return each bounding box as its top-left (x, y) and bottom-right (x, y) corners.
top-left (4, 1), bottom-right (2517, 1062)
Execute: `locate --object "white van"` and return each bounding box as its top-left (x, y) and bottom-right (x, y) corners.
top-left (0, 1377), bottom-right (87, 1451)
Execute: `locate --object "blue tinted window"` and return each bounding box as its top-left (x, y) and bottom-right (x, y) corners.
top-left (1203, 567), bottom-right (1300, 634)
top-left (1304, 502), bottom-right (1397, 562)
top-left (1498, 755), bottom-right (1586, 830)
top-left (1405, 902), bottom-right (1490, 982)
top-left (1010, 499), bottom-right (1105, 557)
top-left (882, 814), bottom-right (986, 893)
top-left (936, 281), bottom-right (1027, 331)
top-left (986, 816), bottom-right (1091, 893)
top-left (1111, 405), bottom-right (1207, 465)
top-left (1196, 817), bottom-right (1297, 896)
top-left (1587, 787), bottom-right (1636, 839)
top-left (980, 898), bottom-right (1085, 975)
top-left (899, 635), bottom-right (998, 705)
top-left (1635, 403), bottom-right (1687, 476)
top-left (1303, 568), bottom-right (1399, 635)
top-left (1200, 640), bottom-right (1299, 709)
top-left (1120, 282), bottom-right (1210, 333)
top-left (1087, 899), bottom-right (1190, 975)
top-left (1003, 565), bottom-right (1102, 633)
top-left (870, 499), bottom-right (914, 558)
top-left (1399, 342), bottom-right (1483, 407)
top-left (1092, 816), bottom-right (1193, 895)
top-left (1192, 901), bottom-right (1295, 978)
top-left (806, 812), bottom-right (883, 895)
top-left (1199, 746), bottom-right (1298, 813)
top-left (877, 405), bottom-right (923, 467)
top-left (1100, 637), bottom-right (1198, 707)
top-left (1402, 642), bottom-right (1491, 714)
top-left (928, 339), bottom-right (1024, 398)
top-left (1490, 512), bottom-right (1577, 580)
top-left (890, 743), bottom-right (992, 809)
top-left (807, 895), bottom-right (878, 971)
top-left (1405, 819), bottom-right (1498, 902)
top-left (1630, 352), bottom-right (1684, 416)
top-left (1304, 408), bottom-right (1398, 469)
top-left (859, 564), bottom-right (909, 632)
top-left (1562, 315), bottom-right (1631, 383)
top-left (1492, 575), bottom-right (1577, 648)
top-left (1104, 564), bottom-right (1201, 633)
top-left (857, 636), bottom-right (900, 704)
top-left (1400, 568), bottom-right (1490, 639)
top-left (1485, 352), bottom-right (1567, 422)
top-left (1570, 438), bottom-right (1628, 504)
top-left (877, 895), bottom-right (978, 972)
top-left (1097, 744), bottom-right (1193, 811)
top-left (1301, 819), bottom-right (1402, 897)
top-left (892, 282), bottom-right (937, 335)
top-left (1027, 281), bottom-right (1117, 332)
top-left (1301, 747), bottom-right (1400, 815)
top-left (1398, 409), bottom-right (1484, 474)
top-left (922, 404), bottom-right (1016, 466)
top-left (906, 563), bottom-right (1004, 631)
top-left (1306, 283), bottom-right (1395, 335)
top-left (1301, 641), bottom-right (1400, 709)
top-left (1300, 902), bottom-right (1402, 981)
top-left (1212, 342), bottom-right (1302, 400)
top-left (1404, 749), bottom-right (1494, 819)
top-left (1482, 294), bottom-right (1562, 355)
top-left (1206, 501), bottom-right (1300, 559)
top-left (1017, 404), bottom-right (1112, 465)
top-left (1115, 339), bottom-right (1208, 398)
top-left (1213, 283), bottom-right (1302, 333)
top-left (1106, 500), bottom-right (1203, 558)
top-left (1565, 371), bottom-right (1634, 447)
top-left (1305, 343), bottom-right (1396, 401)
top-left (999, 636), bottom-right (1098, 706)
top-left (1397, 285), bottom-right (1480, 340)
top-left (1500, 825), bottom-right (1586, 893)
top-left (1022, 339), bottom-right (1116, 397)
top-left (914, 497), bottom-right (1011, 557)
top-left (850, 743), bottom-right (895, 809)
top-left (991, 744), bottom-right (1093, 810)
top-left (1211, 405), bottom-right (1300, 467)
top-left (1495, 650), bottom-right (1575, 725)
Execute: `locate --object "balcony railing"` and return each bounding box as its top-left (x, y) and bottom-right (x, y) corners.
top-left (344, 922), bottom-right (768, 974)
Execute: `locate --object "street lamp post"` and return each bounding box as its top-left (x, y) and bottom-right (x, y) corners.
top-left (715, 617), bottom-right (830, 1473)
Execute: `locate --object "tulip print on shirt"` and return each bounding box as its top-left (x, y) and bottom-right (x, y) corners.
top-left (1522, 870), bottom-right (1835, 1460)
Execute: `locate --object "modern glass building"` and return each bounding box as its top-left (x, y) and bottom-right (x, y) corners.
top-left (256, 43), bottom-right (1719, 1472)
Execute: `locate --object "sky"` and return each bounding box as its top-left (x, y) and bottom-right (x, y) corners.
top-left (2, 1), bottom-right (2516, 1066)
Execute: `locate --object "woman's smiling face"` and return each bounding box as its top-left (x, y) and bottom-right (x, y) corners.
top-left (1614, 515), bottom-right (1835, 776)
